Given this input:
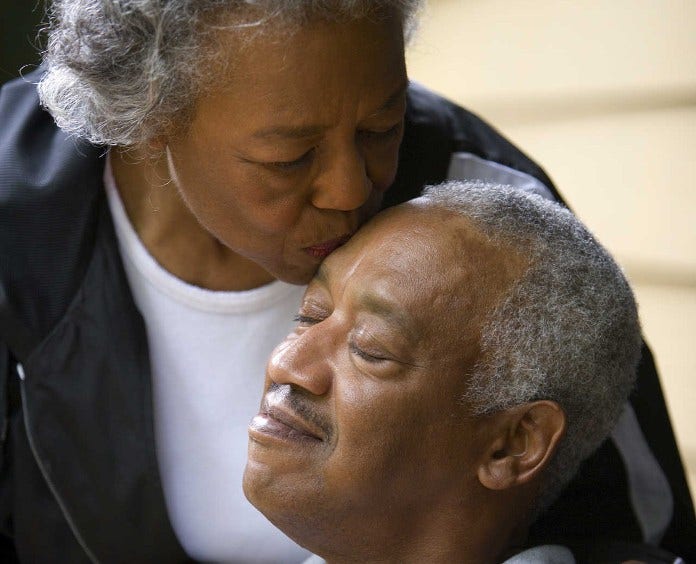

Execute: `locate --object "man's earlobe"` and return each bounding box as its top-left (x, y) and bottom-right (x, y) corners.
top-left (477, 401), bottom-right (566, 491)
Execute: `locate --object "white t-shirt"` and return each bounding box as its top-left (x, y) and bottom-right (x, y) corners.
top-left (104, 158), bottom-right (310, 563)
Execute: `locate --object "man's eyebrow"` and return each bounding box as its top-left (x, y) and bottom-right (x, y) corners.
top-left (252, 82), bottom-right (409, 140)
top-left (312, 263), bottom-right (420, 355)
top-left (359, 291), bottom-right (417, 341)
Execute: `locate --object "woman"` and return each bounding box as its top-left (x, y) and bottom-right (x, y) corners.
top-left (0, 1), bottom-right (692, 562)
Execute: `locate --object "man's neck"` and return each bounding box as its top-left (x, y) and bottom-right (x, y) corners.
top-left (315, 499), bottom-right (529, 564)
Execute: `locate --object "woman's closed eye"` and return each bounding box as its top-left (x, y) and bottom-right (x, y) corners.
top-left (358, 121), bottom-right (403, 142)
top-left (266, 148), bottom-right (315, 171)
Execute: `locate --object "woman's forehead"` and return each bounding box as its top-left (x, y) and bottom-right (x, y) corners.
top-left (210, 14), bottom-right (405, 89)
top-left (188, 15), bottom-right (407, 133)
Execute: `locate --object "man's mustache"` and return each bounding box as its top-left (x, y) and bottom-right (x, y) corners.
top-left (265, 382), bottom-right (334, 442)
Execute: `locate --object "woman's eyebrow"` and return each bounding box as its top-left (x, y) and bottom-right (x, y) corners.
top-left (252, 124), bottom-right (326, 140)
top-left (252, 81), bottom-right (409, 140)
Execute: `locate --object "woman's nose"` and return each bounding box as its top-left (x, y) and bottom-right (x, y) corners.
top-left (311, 144), bottom-right (372, 211)
top-left (266, 334), bottom-right (333, 397)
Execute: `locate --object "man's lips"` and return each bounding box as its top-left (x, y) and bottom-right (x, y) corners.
top-left (303, 234), bottom-right (352, 259)
top-left (249, 403), bottom-right (325, 443)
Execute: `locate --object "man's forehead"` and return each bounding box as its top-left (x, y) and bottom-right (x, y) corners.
top-left (351, 204), bottom-right (490, 271)
top-left (316, 208), bottom-right (486, 308)
top-left (317, 209), bottom-right (447, 283)
top-left (315, 203), bottom-right (525, 323)
top-left (318, 205), bottom-right (480, 282)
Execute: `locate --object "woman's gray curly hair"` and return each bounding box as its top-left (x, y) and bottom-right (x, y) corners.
top-left (38, 0), bottom-right (423, 146)
top-left (421, 181), bottom-right (642, 514)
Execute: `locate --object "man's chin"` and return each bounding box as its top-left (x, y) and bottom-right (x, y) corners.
top-left (241, 458), bottom-right (267, 504)
top-left (243, 464), bottom-right (330, 554)
top-left (242, 456), bottom-right (284, 521)
top-left (243, 458), bottom-right (313, 528)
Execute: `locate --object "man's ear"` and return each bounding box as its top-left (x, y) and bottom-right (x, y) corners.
top-left (477, 401), bottom-right (566, 491)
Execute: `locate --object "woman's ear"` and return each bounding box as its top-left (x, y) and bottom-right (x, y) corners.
top-left (477, 401), bottom-right (566, 491)
top-left (146, 135), bottom-right (168, 157)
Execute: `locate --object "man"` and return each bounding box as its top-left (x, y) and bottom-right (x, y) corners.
top-left (243, 182), bottom-right (665, 563)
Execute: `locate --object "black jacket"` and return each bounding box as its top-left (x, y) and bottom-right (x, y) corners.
top-left (1, 72), bottom-right (694, 563)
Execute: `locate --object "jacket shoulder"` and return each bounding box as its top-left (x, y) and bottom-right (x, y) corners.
top-left (0, 70), bottom-right (106, 350)
top-left (387, 82), bottom-right (560, 207)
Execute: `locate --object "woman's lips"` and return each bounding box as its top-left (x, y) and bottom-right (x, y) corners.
top-left (303, 234), bottom-right (352, 259)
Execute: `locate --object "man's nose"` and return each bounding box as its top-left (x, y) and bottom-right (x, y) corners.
top-left (266, 334), bottom-right (333, 397)
top-left (311, 143), bottom-right (372, 211)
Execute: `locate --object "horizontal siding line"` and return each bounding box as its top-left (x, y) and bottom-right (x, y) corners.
top-left (460, 88), bottom-right (696, 126)
top-left (622, 262), bottom-right (696, 289)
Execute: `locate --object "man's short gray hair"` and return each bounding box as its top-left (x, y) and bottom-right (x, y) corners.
top-left (37, 0), bottom-right (423, 146)
top-left (421, 181), bottom-right (641, 511)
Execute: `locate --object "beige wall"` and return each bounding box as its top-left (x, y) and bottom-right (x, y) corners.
top-left (406, 0), bottom-right (696, 494)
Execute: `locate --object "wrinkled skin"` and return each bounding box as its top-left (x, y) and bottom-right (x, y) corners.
top-left (113, 14), bottom-right (408, 290)
top-left (244, 202), bottom-right (528, 562)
